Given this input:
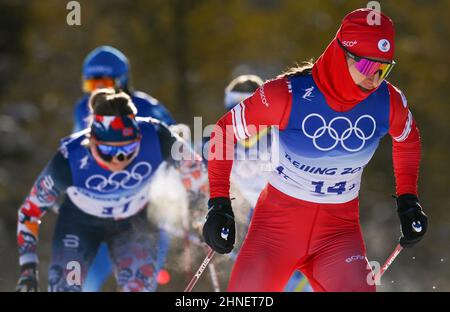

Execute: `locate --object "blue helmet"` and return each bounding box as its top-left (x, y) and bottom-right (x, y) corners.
top-left (82, 46), bottom-right (130, 90)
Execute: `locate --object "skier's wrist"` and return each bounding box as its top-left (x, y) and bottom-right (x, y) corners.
top-left (208, 197), bottom-right (231, 208)
top-left (396, 193), bottom-right (422, 215)
top-left (208, 197), bottom-right (234, 219)
top-left (16, 263), bottom-right (39, 292)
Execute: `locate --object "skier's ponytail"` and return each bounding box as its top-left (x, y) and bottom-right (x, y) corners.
top-left (278, 60), bottom-right (314, 78)
top-left (88, 88), bottom-right (137, 116)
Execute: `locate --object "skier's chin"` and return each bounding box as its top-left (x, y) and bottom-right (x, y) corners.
top-left (105, 162), bottom-right (129, 172)
top-left (358, 79), bottom-right (383, 92)
top-left (358, 84), bottom-right (376, 92)
top-left (94, 157), bottom-right (130, 172)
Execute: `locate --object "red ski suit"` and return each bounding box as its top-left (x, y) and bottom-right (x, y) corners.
top-left (208, 74), bottom-right (421, 291)
top-left (208, 10), bottom-right (421, 291)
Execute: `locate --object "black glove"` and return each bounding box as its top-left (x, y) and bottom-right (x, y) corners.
top-left (202, 197), bottom-right (236, 254)
top-left (396, 194), bottom-right (428, 248)
top-left (16, 263), bottom-right (39, 292)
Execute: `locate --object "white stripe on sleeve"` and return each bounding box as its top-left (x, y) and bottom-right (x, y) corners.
top-left (231, 102), bottom-right (249, 141)
top-left (393, 110), bottom-right (413, 142)
top-left (240, 103), bottom-right (250, 138)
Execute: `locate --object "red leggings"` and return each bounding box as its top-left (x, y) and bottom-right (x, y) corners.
top-left (228, 184), bottom-right (375, 292)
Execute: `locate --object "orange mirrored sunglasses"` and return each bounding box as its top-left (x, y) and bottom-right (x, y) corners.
top-left (82, 77), bottom-right (116, 93)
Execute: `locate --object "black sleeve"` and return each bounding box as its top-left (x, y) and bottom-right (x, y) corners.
top-left (155, 122), bottom-right (178, 162)
top-left (33, 151), bottom-right (73, 203)
top-left (49, 151), bottom-right (73, 191)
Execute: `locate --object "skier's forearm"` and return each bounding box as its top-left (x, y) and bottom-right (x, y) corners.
top-left (17, 151), bottom-right (72, 265)
top-left (163, 122), bottom-right (210, 203)
top-left (178, 155), bottom-right (209, 204)
top-left (17, 183), bottom-right (51, 265)
top-left (208, 114), bottom-right (235, 198)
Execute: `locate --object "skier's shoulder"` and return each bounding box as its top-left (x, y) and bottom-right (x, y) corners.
top-left (242, 77), bottom-right (292, 125)
top-left (136, 116), bottom-right (172, 139)
top-left (132, 91), bottom-right (160, 107)
top-left (137, 117), bottom-right (184, 162)
top-left (385, 81), bottom-right (408, 109)
top-left (384, 81), bottom-right (412, 135)
top-left (136, 116), bottom-right (164, 128)
top-left (132, 91), bottom-right (175, 125)
top-left (260, 76), bottom-right (292, 97)
top-left (58, 129), bottom-right (90, 159)
top-left (276, 70), bottom-right (315, 90)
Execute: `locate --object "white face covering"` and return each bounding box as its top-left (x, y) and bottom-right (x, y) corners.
top-left (224, 91), bottom-right (254, 111)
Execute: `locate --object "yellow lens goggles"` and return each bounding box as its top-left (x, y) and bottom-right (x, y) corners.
top-left (82, 77), bottom-right (116, 93)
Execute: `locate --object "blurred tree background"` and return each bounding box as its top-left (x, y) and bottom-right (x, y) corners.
top-left (0, 0), bottom-right (448, 291)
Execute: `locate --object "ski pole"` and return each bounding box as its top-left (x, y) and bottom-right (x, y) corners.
top-left (208, 262), bottom-right (221, 292)
top-left (374, 243), bottom-right (403, 282)
top-left (374, 217), bottom-right (423, 282)
top-left (184, 247), bottom-right (215, 292)
top-left (203, 245), bottom-right (220, 292)
top-left (183, 229), bottom-right (193, 281)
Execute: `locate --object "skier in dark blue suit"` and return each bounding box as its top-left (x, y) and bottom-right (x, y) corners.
top-left (16, 89), bottom-right (206, 291)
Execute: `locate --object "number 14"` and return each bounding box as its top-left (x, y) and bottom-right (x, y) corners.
top-left (312, 181), bottom-right (354, 195)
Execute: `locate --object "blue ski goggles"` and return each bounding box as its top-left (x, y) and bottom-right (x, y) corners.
top-left (96, 140), bottom-right (140, 162)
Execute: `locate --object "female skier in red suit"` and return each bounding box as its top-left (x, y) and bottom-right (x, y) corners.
top-left (203, 8), bottom-right (428, 292)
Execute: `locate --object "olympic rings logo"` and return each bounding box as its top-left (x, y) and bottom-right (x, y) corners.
top-left (85, 162), bottom-right (153, 192)
top-left (301, 113), bottom-right (376, 152)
